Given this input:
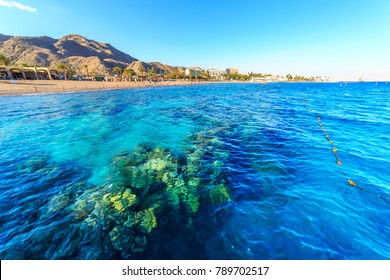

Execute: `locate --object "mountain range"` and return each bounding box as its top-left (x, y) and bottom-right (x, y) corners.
top-left (0, 33), bottom-right (182, 75)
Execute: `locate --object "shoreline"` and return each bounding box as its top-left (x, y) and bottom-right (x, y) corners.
top-left (1, 80), bottom-right (386, 97)
top-left (0, 79), bottom-right (216, 96)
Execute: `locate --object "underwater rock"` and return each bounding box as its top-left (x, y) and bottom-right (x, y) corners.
top-left (104, 188), bottom-right (138, 212)
top-left (139, 208), bottom-right (158, 233)
top-left (208, 183), bottom-right (231, 204)
top-left (73, 209), bottom-right (88, 220)
top-left (213, 160), bottom-right (224, 167)
top-left (109, 226), bottom-right (133, 251)
top-left (213, 150), bottom-right (229, 160)
top-left (187, 191), bottom-right (200, 213)
top-left (47, 194), bottom-right (70, 213)
top-left (122, 188), bottom-right (137, 203)
top-left (19, 155), bottom-right (52, 174)
top-left (132, 236), bottom-right (147, 253)
top-left (26, 157), bottom-right (48, 172)
top-left (71, 199), bottom-right (94, 220)
top-left (83, 216), bottom-right (98, 227)
top-left (112, 152), bottom-right (142, 167)
top-left (166, 183), bottom-right (187, 206)
top-left (124, 214), bottom-right (135, 228)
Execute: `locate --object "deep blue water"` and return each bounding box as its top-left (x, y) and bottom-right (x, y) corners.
top-left (0, 82), bottom-right (389, 260)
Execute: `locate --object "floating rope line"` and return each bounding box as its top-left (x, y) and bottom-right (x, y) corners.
top-left (301, 100), bottom-right (389, 202)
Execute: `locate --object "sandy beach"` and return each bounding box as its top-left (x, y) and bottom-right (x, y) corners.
top-left (0, 79), bottom-right (203, 96)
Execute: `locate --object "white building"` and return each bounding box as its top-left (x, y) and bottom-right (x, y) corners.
top-left (207, 68), bottom-right (230, 76)
top-left (250, 75), bottom-right (288, 83)
top-left (185, 68), bottom-right (202, 76)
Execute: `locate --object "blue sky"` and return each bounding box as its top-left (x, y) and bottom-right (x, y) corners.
top-left (1, 0), bottom-right (390, 80)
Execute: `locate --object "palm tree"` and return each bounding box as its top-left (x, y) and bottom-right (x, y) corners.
top-left (138, 65), bottom-right (145, 80)
top-left (150, 67), bottom-right (156, 81)
top-left (163, 70), bottom-right (168, 81)
top-left (112, 66), bottom-right (122, 80)
top-left (173, 67), bottom-right (179, 80)
top-left (68, 65), bottom-right (76, 78)
top-left (57, 63), bottom-right (67, 80)
top-left (101, 67), bottom-right (109, 81)
top-left (201, 70), bottom-right (209, 81)
top-left (123, 68), bottom-right (134, 81)
top-left (206, 70), bottom-right (211, 80)
top-left (129, 69), bottom-right (136, 80)
top-left (146, 67), bottom-right (150, 79)
top-left (83, 64), bottom-right (90, 81)
top-left (188, 68), bottom-right (192, 82)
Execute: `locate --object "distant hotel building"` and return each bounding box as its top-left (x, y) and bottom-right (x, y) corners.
top-left (185, 68), bottom-right (202, 76)
top-left (207, 68), bottom-right (230, 77)
top-left (250, 75), bottom-right (288, 82)
top-left (183, 67), bottom-right (242, 78)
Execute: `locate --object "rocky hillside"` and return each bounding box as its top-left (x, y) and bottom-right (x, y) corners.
top-left (0, 34), bottom-right (12, 43)
top-left (127, 61), bottom-right (184, 75)
top-left (0, 33), bottom-right (181, 75)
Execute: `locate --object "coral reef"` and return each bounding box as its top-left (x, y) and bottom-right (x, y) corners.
top-left (27, 126), bottom-right (233, 259)
top-left (71, 127), bottom-right (233, 258)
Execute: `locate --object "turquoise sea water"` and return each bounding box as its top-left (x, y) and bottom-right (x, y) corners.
top-left (0, 82), bottom-right (389, 259)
